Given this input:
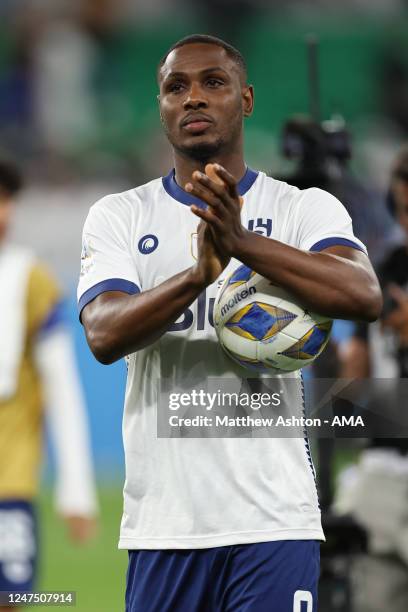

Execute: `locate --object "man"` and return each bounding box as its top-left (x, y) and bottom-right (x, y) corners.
top-left (340, 145), bottom-right (408, 381)
top-left (0, 159), bottom-right (98, 611)
top-left (376, 145), bottom-right (408, 376)
top-left (336, 145), bottom-right (408, 612)
top-left (78, 35), bottom-right (381, 612)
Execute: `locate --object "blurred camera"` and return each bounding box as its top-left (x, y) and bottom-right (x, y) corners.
top-left (282, 115), bottom-right (351, 163)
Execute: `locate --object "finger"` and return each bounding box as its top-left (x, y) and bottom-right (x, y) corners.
top-left (191, 204), bottom-right (223, 230)
top-left (193, 170), bottom-right (228, 200)
top-left (205, 163), bottom-right (226, 186)
top-left (194, 170), bottom-right (240, 213)
top-left (210, 164), bottom-right (239, 199)
top-left (190, 204), bottom-right (207, 220)
top-left (206, 164), bottom-right (243, 208)
top-left (186, 180), bottom-right (226, 216)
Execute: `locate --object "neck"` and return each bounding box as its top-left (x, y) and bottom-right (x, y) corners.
top-left (173, 147), bottom-right (247, 190)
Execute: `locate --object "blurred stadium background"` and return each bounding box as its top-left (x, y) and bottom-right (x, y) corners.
top-left (1, 0), bottom-right (408, 610)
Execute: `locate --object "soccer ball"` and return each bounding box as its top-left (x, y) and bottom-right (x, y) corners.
top-left (214, 264), bottom-right (332, 373)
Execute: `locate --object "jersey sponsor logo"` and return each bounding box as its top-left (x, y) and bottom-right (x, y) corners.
top-left (220, 286), bottom-right (256, 317)
top-left (248, 217), bottom-right (272, 237)
top-left (168, 288), bottom-right (215, 332)
top-left (138, 234), bottom-right (159, 254)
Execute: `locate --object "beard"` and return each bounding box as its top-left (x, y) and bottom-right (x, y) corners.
top-left (162, 114), bottom-right (242, 163)
top-left (172, 137), bottom-right (225, 162)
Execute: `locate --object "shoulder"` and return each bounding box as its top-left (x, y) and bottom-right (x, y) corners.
top-left (296, 186), bottom-right (344, 208)
top-left (292, 186), bottom-right (351, 223)
top-left (91, 178), bottom-right (163, 214)
top-left (255, 172), bottom-right (298, 200)
top-left (1, 244), bottom-right (35, 268)
top-left (254, 174), bottom-right (342, 215)
top-left (251, 173), bottom-right (302, 215)
top-left (252, 172), bottom-right (338, 205)
top-left (256, 174), bottom-right (332, 209)
top-left (28, 260), bottom-right (60, 293)
top-left (85, 177), bottom-right (163, 227)
top-left (0, 245), bottom-right (47, 293)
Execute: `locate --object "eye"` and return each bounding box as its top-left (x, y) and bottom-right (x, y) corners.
top-left (206, 78), bottom-right (224, 88)
top-left (168, 82), bottom-right (185, 93)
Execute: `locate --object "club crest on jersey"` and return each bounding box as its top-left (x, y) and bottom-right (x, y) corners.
top-left (248, 218), bottom-right (272, 237)
top-left (138, 234), bottom-right (159, 254)
top-left (191, 233), bottom-right (198, 260)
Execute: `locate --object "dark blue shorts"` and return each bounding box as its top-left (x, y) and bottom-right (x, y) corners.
top-left (126, 540), bottom-right (320, 612)
top-left (0, 500), bottom-right (37, 593)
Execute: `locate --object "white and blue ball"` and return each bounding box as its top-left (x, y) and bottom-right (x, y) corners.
top-left (214, 264), bottom-right (332, 373)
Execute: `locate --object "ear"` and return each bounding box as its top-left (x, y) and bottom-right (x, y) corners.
top-left (242, 85), bottom-right (254, 118)
top-left (157, 94), bottom-right (164, 124)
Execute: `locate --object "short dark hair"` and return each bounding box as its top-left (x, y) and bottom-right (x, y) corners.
top-left (158, 34), bottom-right (247, 83)
top-left (0, 159), bottom-right (23, 197)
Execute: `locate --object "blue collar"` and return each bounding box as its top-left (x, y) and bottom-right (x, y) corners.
top-left (162, 166), bottom-right (259, 208)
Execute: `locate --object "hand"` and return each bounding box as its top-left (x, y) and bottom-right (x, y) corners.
top-left (192, 220), bottom-right (230, 286)
top-left (383, 284), bottom-right (408, 346)
top-left (62, 514), bottom-right (98, 544)
top-left (185, 164), bottom-right (247, 257)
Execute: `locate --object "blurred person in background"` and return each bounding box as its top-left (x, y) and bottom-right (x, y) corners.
top-left (340, 145), bottom-right (408, 380)
top-left (0, 158), bottom-right (98, 611)
top-left (0, 4), bottom-right (38, 159)
top-left (32, 0), bottom-right (106, 162)
top-left (335, 145), bottom-right (408, 612)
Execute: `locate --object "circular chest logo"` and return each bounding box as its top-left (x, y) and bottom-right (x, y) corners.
top-left (138, 234), bottom-right (159, 254)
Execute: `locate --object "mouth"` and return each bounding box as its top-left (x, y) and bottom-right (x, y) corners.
top-left (181, 114), bottom-right (214, 134)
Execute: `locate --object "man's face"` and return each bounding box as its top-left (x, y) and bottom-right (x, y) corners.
top-left (158, 43), bottom-right (253, 161)
top-left (0, 195), bottom-right (13, 243)
top-left (393, 179), bottom-right (408, 237)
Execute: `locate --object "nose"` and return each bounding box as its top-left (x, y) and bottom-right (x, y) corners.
top-left (183, 82), bottom-right (208, 110)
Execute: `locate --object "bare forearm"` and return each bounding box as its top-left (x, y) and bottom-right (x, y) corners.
top-left (234, 230), bottom-right (382, 321)
top-left (83, 267), bottom-right (205, 364)
top-left (184, 164), bottom-right (381, 321)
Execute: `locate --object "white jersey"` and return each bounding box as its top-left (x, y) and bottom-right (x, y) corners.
top-left (77, 168), bottom-right (366, 549)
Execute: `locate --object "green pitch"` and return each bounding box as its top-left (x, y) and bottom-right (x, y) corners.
top-left (30, 485), bottom-right (127, 612)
